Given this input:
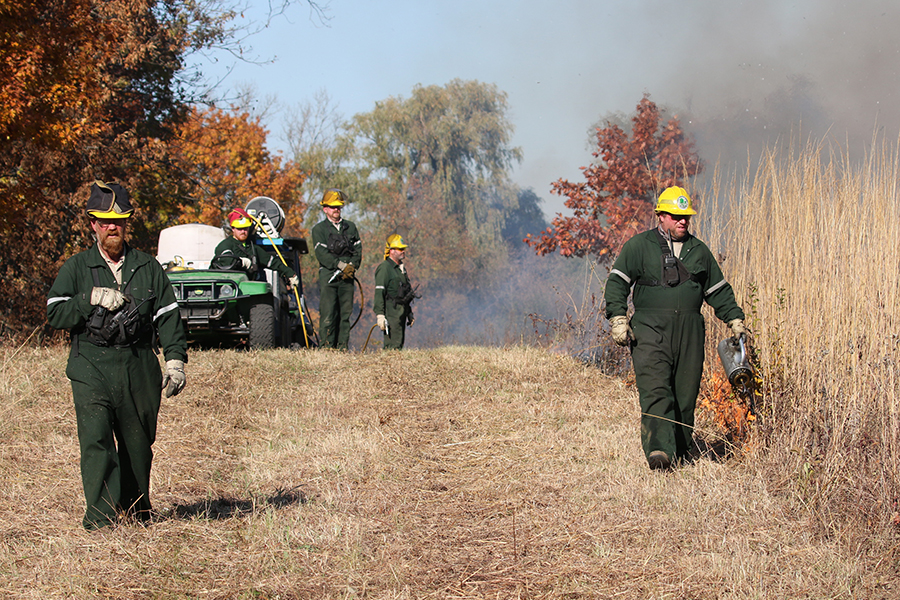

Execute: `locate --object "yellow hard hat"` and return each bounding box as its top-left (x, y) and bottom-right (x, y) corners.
top-left (321, 188), bottom-right (346, 207)
top-left (384, 234), bottom-right (408, 259)
top-left (386, 234), bottom-right (408, 250)
top-left (655, 186), bottom-right (696, 215)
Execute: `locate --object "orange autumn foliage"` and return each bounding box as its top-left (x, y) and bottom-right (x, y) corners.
top-left (166, 106), bottom-right (308, 235)
top-left (526, 94), bottom-right (702, 260)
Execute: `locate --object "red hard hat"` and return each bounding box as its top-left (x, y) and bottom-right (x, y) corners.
top-left (227, 208), bottom-right (253, 228)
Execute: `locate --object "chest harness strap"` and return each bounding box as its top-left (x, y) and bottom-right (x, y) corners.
top-left (636, 229), bottom-right (700, 288)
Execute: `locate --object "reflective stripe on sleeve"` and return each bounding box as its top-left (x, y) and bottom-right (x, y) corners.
top-left (154, 301), bottom-right (180, 322)
top-left (610, 269), bottom-right (631, 284)
top-left (375, 285), bottom-right (385, 290)
top-left (47, 296), bottom-right (71, 306)
top-left (705, 279), bottom-right (728, 296)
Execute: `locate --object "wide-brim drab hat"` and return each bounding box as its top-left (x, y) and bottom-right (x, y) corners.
top-left (86, 180), bottom-right (133, 218)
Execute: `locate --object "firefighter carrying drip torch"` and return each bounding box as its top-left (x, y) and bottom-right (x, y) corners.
top-left (311, 189), bottom-right (362, 350)
top-left (604, 186), bottom-right (746, 471)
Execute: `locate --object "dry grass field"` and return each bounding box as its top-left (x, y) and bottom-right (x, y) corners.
top-left (1, 344), bottom-right (897, 599)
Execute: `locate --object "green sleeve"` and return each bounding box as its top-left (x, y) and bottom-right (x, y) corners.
top-left (346, 221), bottom-right (362, 269)
top-left (213, 238), bottom-right (232, 258)
top-left (604, 238), bottom-right (640, 319)
top-left (702, 248), bottom-right (745, 323)
top-left (150, 261), bottom-right (188, 363)
top-left (47, 254), bottom-right (94, 330)
top-left (255, 244), bottom-right (295, 280)
top-left (373, 261), bottom-right (388, 315)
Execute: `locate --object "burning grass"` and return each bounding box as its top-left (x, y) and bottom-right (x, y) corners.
top-left (1, 344), bottom-right (897, 598)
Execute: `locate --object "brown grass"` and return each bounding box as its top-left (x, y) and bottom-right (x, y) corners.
top-left (1, 344), bottom-right (897, 598)
top-left (695, 137), bottom-right (900, 545)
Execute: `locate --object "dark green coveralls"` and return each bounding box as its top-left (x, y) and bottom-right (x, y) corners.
top-left (311, 218), bottom-right (361, 350)
top-left (604, 228), bottom-right (744, 464)
top-left (213, 236), bottom-right (295, 281)
top-left (47, 244), bottom-right (187, 529)
top-left (374, 258), bottom-right (414, 350)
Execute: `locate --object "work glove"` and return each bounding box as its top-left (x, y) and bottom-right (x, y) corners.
top-left (239, 257), bottom-right (252, 270)
top-left (288, 275), bottom-right (299, 289)
top-left (338, 261), bottom-right (356, 280)
top-left (728, 318), bottom-right (746, 339)
top-left (407, 315), bottom-right (414, 328)
top-left (609, 315), bottom-right (633, 347)
top-left (161, 359), bottom-right (186, 398)
top-left (90, 287), bottom-right (128, 311)
top-left (377, 314), bottom-right (387, 332)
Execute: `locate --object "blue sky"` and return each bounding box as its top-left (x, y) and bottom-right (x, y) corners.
top-left (194, 0), bottom-right (900, 217)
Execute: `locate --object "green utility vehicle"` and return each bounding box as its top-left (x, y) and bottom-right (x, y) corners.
top-left (156, 197), bottom-right (317, 349)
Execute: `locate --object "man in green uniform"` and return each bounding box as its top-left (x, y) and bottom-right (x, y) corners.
top-left (374, 234), bottom-right (417, 350)
top-left (47, 181), bottom-right (188, 529)
top-left (212, 207), bottom-right (299, 288)
top-left (311, 189), bottom-right (361, 350)
top-left (604, 186), bottom-right (745, 471)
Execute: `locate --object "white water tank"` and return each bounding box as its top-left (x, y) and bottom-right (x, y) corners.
top-left (156, 224), bottom-right (225, 270)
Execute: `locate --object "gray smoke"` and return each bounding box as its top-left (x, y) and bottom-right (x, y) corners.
top-left (648, 0), bottom-right (900, 169)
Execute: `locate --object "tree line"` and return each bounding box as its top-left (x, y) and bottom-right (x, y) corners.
top-left (0, 1), bottom-right (699, 343)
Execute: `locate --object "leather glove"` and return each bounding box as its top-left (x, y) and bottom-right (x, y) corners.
top-left (376, 314), bottom-right (387, 331)
top-left (728, 318), bottom-right (746, 338)
top-left (609, 315), bottom-right (633, 347)
top-left (161, 359), bottom-right (186, 398)
top-left (341, 263), bottom-right (356, 280)
top-left (408, 315), bottom-right (414, 327)
top-left (239, 257), bottom-right (252, 270)
top-left (288, 275), bottom-right (299, 288)
top-left (90, 287), bottom-right (127, 311)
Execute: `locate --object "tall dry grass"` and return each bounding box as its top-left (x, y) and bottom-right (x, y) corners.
top-left (698, 137), bottom-right (900, 536)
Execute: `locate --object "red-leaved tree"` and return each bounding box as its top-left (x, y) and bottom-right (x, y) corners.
top-left (526, 94), bottom-right (702, 260)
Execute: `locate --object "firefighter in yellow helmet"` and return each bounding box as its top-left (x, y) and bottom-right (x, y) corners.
top-left (604, 186), bottom-right (745, 471)
top-left (374, 234), bottom-right (417, 349)
top-left (311, 189), bottom-right (362, 349)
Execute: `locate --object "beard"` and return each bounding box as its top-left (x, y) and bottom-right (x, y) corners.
top-left (99, 230), bottom-right (124, 258)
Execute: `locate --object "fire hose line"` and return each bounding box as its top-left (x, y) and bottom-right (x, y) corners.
top-left (361, 323), bottom-right (379, 352)
top-left (350, 276), bottom-right (364, 331)
top-left (247, 213), bottom-right (313, 348)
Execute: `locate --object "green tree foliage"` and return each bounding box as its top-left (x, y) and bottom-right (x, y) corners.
top-left (526, 95), bottom-right (702, 260)
top-left (503, 188), bottom-right (548, 246)
top-left (338, 79), bottom-right (523, 262)
top-left (287, 81), bottom-right (532, 345)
